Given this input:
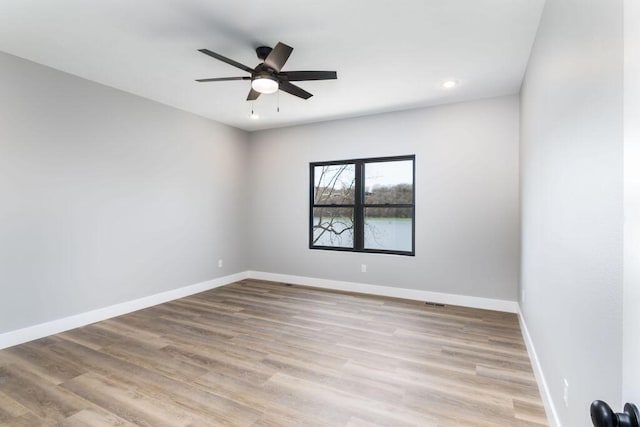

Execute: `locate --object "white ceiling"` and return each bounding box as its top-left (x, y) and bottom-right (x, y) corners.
top-left (0, 0), bottom-right (545, 132)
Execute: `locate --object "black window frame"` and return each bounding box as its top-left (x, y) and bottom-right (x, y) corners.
top-left (309, 155), bottom-right (415, 256)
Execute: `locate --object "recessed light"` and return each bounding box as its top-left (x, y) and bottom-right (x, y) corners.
top-left (250, 112), bottom-right (260, 120)
top-left (442, 80), bottom-right (458, 89)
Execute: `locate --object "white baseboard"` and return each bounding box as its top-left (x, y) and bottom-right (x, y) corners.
top-left (0, 271), bottom-right (248, 350)
top-left (247, 271), bottom-right (518, 313)
top-left (0, 270), bottom-right (518, 351)
top-left (518, 306), bottom-right (561, 427)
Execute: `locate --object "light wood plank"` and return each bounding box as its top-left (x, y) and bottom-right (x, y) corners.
top-left (0, 279), bottom-right (548, 426)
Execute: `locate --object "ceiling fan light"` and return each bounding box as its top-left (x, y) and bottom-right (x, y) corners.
top-left (252, 75), bottom-right (279, 94)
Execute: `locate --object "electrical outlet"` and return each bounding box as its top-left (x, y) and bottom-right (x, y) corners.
top-left (218, 259), bottom-right (223, 268)
top-left (563, 379), bottom-right (569, 407)
top-left (361, 264), bottom-right (367, 273)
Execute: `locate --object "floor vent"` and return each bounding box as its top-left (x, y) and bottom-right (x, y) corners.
top-left (424, 301), bottom-right (445, 307)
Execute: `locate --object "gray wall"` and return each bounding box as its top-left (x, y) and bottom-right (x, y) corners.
top-left (0, 52), bottom-right (250, 334)
top-left (248, 96), bottom-right (520, 302)
top-left (520, 0), bottom-right (624, 424)
top-left (624, 0), bottom-right (640, 404)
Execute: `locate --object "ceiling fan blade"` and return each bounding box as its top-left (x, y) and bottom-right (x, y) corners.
top-left (198, 49), bottom-right (254, 74)
top-left (278, 81), bottom-right (313, 100)
top-left (247, 88), bottom-right (261, 101)
top-left (195, 77), bottom-right (251, 82)
top-left (264, 42), bottom-right (293, 73)
top-left (279, 71), bottom-right (337, 81)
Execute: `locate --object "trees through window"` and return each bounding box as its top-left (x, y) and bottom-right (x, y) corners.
top-left (310, 155), bottom-right (415, 255)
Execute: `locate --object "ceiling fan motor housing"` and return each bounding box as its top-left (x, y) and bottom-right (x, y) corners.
top-left (253, 63), bottom-right (274, 76)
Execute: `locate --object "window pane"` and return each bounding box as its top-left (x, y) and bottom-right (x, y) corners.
top-left (364, 160), bottom-right (413, 204)
top-left (314, 164), bottom-right (355, 205)
top-left (312, 207), bottom-right (354, 248)
top-left (364, 208), bottom-right (413, 252)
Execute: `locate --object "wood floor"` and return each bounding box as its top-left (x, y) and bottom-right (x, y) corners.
top-left (0, 279), bottom-right (547, 426)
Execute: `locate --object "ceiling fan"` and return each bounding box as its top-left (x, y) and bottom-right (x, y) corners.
top-left (195, 42), bottom-right (337, 101)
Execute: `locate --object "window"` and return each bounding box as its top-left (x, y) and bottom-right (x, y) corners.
top-left (309, 155), bottom-right (415, 256)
